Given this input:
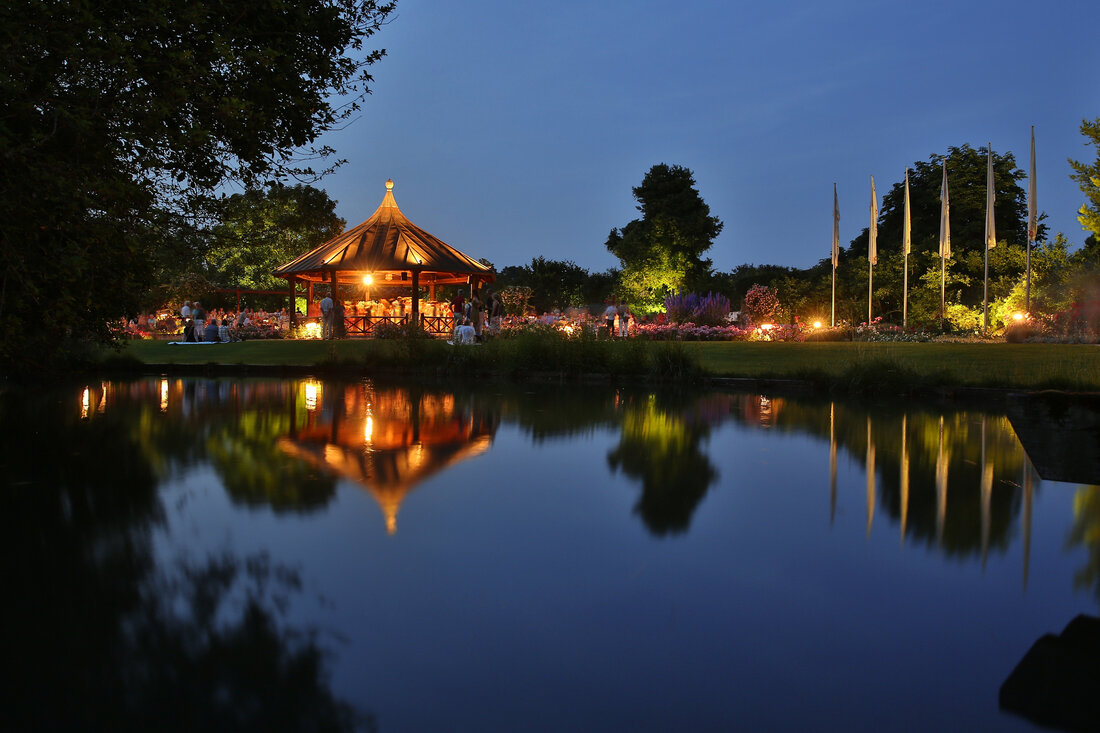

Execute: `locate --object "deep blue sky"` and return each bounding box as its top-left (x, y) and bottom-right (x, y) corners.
top-left (313, 0), bottom-right (1099, 274)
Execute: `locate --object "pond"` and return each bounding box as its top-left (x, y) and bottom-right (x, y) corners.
top-left (3, 377), bottom-right (1097, 732)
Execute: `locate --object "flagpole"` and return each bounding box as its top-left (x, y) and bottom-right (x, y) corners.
top-left (831, 259), bottom-right (836, 328)
top-left (983, 143), bottom-right (995, 335)
top-left (1027, 125), bottom-right (1036, 313)
top-left (832, 183), bottom-right (839, 328)
top-left (902, 168), bottom-right (911, 327)
top-left (939, 160), bottom-right (951, 331)
top-left (868, 176), bottom-right (877, 325)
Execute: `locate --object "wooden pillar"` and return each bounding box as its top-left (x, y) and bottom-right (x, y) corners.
top-left (288, 278), bottom-right (296, 328)
top-left (411, 270), bottom-right (420, 329)
top-left (306, 281), bottom-right (314, 311)
top-left (329, 270), bottom-right (339, 338)
top-left (429, 281), bottom-right (436, 302)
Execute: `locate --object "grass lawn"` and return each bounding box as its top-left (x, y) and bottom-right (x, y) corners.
top-left (690, 341), bottom-right (1100, 390)
top-left (118, 339), bottom-right (388, 366)
top-left (113, 338), bottom-right (1100, 391)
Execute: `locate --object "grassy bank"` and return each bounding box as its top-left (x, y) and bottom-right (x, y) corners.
top-left (691, 341), bottom-right (1100, 391)
top-left (109, 334), bottom-right (702, 381)
top-left (107, 338), bottom-right (1100, 392)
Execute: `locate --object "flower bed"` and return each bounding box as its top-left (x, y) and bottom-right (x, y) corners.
top-left (636, 322), bottom-right (798, 341)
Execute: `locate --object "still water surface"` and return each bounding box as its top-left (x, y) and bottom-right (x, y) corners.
top-left (3, 377), bottom-right (1098, 731)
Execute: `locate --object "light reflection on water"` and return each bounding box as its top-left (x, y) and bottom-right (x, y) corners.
top-left (4, 377), bottom-right (1099, 732)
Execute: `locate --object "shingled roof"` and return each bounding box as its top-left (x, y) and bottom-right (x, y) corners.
top-left (273, 180), bottom-right (494, 284)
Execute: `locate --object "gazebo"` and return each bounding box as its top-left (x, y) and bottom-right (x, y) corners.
top-left (274, 179), bottom-right (494, 335)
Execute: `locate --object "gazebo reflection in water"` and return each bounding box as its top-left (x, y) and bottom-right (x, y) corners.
top-left (279, 381), bottom-right (498, 533)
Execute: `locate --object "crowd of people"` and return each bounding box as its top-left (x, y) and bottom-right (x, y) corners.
top-left (122, 293), bottom-right (641, 343)
top-left (121, 302), bottom-right (290, 341)
top-left (447, 289), bottom-right (504, 343)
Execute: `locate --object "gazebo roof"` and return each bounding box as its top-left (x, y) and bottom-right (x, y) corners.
top-left (273, 179), bottom-right (494, 285)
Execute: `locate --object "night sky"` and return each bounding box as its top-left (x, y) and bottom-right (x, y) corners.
top-left (313, 0), bottom-right (1099, 274)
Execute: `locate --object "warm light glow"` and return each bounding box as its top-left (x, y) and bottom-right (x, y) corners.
top-left (563, 325), bottom-right (574, 334)
top-left (760, 323), bottom-right (774, 331)
top-left (813, 321), bottom-right (822, 329)
top-left (80, 388), bottom-right (90, 420)
top-left (160, 378), bottom-right (169, 412)
top-left (363, 274), bottom-right (373, 285)
top-left (305, 382), bottom-right (319, 412)
top-left (302, 321), bottom-right (321, 339)
top-left (364, 416), bottom-right (374, 444)
top-left (1012, 311), bottom-right (1025, 322)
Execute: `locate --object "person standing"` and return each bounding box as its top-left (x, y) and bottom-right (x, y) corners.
top-left (604, 301), bottom-right (618, 338)
top-left (180, 301), bottom-right (194, 342)
top-left (320, 292), bottom-right (334, 339)
top-left (332, 299), bottom-right (346, 339)
top-left (488, 290), bottom-right (503, 337)
top-left (469, 294), bottom-right (483, 342)
top-left (450, 291), bottom-right (466, 332)
top-left (617, 301), bottom-right (630, 338)
top-left (192, 301), bottom-right (206, 341)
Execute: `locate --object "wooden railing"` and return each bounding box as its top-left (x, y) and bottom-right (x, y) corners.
top-left (343, 315), bottom-right (406, 336)
top-left (419, 314), bottom-right (452, 336)
top-left (341, 313), bottom-right (454, 337)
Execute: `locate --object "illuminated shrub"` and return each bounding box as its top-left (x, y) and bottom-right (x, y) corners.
top-left (742, 284), bottom-right (779, 324)
top-left (663, 292), bottom-right (731, 327)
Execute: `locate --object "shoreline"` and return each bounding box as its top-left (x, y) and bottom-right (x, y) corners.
top-left (82, 360), bottom-right (1087, 409)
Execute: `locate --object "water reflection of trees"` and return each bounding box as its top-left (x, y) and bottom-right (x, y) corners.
top-left (103, 379), bottom-right (339, 513)
top-left (728, 396), bottom-right (1034, 558)
top-left (607, 393), bottom-right (719, 536)
top-left (1068, 487), bottom-right (1100, 601)
top-left (105, 378), bottom-right (505, 529)
top-left (0, 385), bottom-right (370, 731)
top-left (41, 378), bottom-right (1100, 569)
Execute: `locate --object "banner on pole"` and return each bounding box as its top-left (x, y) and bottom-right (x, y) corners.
top-left (832, 183), bottom-right (840, 269)
top-left (939, 161), bottom-right (951, 259)
top-left (903, 169), bottom-right (911, 256)
top-left (1028, 126), bottom-right (1037, 242)
top-left (869, 176), bottom-right (878, 265)
top-left (985, 146), bottom-right (997, 250)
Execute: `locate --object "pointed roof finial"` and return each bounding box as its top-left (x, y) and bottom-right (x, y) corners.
top-left (379, 179), bottom-right (399, 209)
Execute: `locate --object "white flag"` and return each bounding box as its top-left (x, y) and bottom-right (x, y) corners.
top-left (985, 145), bottom-right (996, 250)
top-left (1028, 126), bottom-right (1037, 242)
top-left (939, 160), bottom-right (951, 259)
top-left (903, 169), bottom-right (911, 256)
top-left (832, 183), bottom-right (840, 269)
top-left (869, 176), bottom-right (878, 265)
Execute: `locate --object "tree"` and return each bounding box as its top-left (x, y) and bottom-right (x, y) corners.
top-left (1070, 118), bottom-right (1100, 240)
top-left (606, 164), bottom-right (723, 311)
top-left (206, 185), bottom-right (346, 291)
top-left (492, 257), bottom-right (591, 313)
top-left (0, 0), bottom-right (394, 372)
